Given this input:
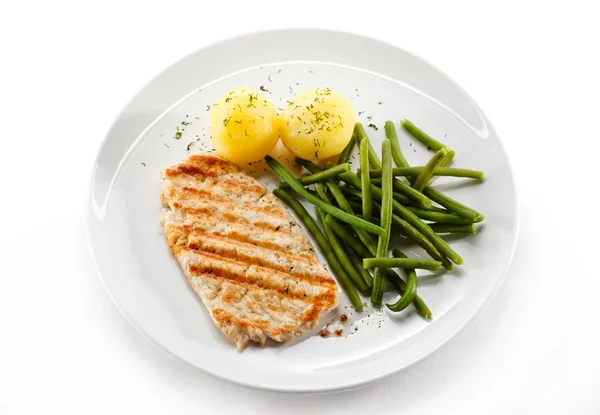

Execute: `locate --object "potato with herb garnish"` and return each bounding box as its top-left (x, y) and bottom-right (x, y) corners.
top-left (210, 87), bottom-right (279, 165)
top-left (278, 88), bottom-right (356, 160)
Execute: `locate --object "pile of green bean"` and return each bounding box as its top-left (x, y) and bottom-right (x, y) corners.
top-left (265, 119), bottom-right (484, 316)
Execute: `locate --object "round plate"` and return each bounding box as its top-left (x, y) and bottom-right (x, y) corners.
top-left (87, 29), bottom-right (517, 393)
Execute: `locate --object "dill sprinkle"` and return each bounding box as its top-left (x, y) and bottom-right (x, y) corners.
top-left (206, 105), bottom-right (210, 111)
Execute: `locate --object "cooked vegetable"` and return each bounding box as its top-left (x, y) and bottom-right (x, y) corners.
top-left (390, 177), bottom-right (432, 207)
top-left (297, 158), bottom-right (377, 251)
top-left (279, 88), bottom-right (356, 160)
top-left (400, 119), bottom-right (447, 152)
top-left (422, 186), bottom-right (484, 222)
top-left (430, 224), bottom-right (477, 234)
top-left (278, 163), bottom-right (350, 189)
top-left (272, 189), bottom-right (363, 311)
top-left (406, 207), bottom-right (475, 224)
top-left (359, 138), bottom-right (372, 221)
top-left (412, 148), bottom-right (448, 192)
top-left (265, 156), bottom-right (385, 236)
top-left (369, 166), bottom-right (484, 180)
top-left (211, 87), bottom-right (279, 164)
top-left (323, 218), bottom-right (370, 293)
top-left (386, 250), bottom-right (417, 312)
top-left (364, 257), bottom-right (442, 271)
top-left (339, 176), bottom-right (453, 270)
top-left (371, 140), bottom-right (393, 306)
top-left (325, 215), bottom-right (432, 318)
top-left (337, 172), bottom-right (463, 265)
top-left (354, 123), bottom-right (382, 169)
top-left (338, 135), bottom-right (356, 164)
top-left (345, 244), bottom-right (374, 288)
top-left (385, 120), bottom-right (409, 168)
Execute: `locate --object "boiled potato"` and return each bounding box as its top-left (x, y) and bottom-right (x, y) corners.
top-left (279, 88), bottom-right (356, 160)
top-left (211, 87), bottom-right (279, 165)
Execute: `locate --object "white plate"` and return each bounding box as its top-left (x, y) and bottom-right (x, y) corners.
top-left (87, 29), bottom-right (517, 393)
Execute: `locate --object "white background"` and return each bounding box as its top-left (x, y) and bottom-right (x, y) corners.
top-left (1, 1), bottom-right (599, 413)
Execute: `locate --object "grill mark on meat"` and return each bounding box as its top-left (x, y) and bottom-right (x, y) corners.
top-left (211, 308), bottom-right (297, 337)
top-left (164, 186), bottom-right (286, 220)
top-left (177, 223), bottom-right (300, 254)
top-left (173, 207), bottom-right (298, 243)
top-left (161, 152), bottom-right (339, 350)
top-left (172, 222), bottom-right (325, 275)
top-left (165, 167), bottom-right (267, 201)
top-left (183, 240), bottom-right (336, 288)
top-left (189, 263), bottom-right (336, 306)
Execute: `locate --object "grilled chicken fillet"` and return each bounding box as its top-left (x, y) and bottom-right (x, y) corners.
top-left (160, 152), bottom-right (339, 350)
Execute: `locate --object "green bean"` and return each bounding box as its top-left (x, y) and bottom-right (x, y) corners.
top-left (278, 163), bottom-right (350, 190)
top-left (347, 199), bottom-right (363, 214)
top-left (326, 216), bottom-right (432, 318)
top-left (422, 186), bottom-right (484, 222)
top-left (364, 175), bottom-right (432, 207)
top-left (384, 268), bottom-right (431, 318)
top-left (344, 242), bottom-right (373, 288)
top-left (314, 182), bottom-right (331, 204)
top-left (369, 167), bottom-right (484, 180)
top-left (390, 213), bottom-right (454, 270)
top-left (326, 216), bottom-right (375, 257)
top-left (359, 138), bottom-right (372, 221)
top-left (297, 158), bottom-right (378, 249)
top-left (323, 218), bottom-right (370, 293)
top-left (272, 189), bottom-right (363, 311)
top-left (406, 207), bottom-right (475, 224)
top-left (342, 182), bottom-right (453, 270)
top-left (413, 148), bottom-right (448, 192)
top-left (338, 172), bottom-right (463, 265)
top-left (401, 119), bottom-right (447, 151)
top-left (391, 192), bottom-right (412, 205)
top-left (354, 123), bottom-right (382, 169)
top-left (390, 177), bottom-right (431, 207)
top-left (364, 257), bottom-right (442, 271)
top-left (386, 250), bottom-right (417, 312)
top-left (385, 124), bottom-right (484, 221)
top-left (337, 135), bottom-right (356, 165)
top-left (430, 224), bottom-right (476, 234)
top-left (439, 149), bottom-right (455, 168)
top-left (371, 140), bottom-right (393, 306)
top-left (416, 204), bottom-right (450, 214)
top-left (266, 156), bottom-right (385, 236)
top-left (385, 120), bottom-right (410, 168)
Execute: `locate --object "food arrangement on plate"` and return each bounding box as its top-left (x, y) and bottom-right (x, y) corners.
top-left (160, 86), bottom-right (485, 350)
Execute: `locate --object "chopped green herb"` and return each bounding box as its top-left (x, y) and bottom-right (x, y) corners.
top-left (187, 142), bottom-right (194, 151)
top-left (175, 131), bottom-right (183, 139)
top-left (206, 105), bottom-right (210, 111)
top-left (259, 85), bottom-right (271, 94)
top-left (367, 123), bottom-right (378, 130)
top-left (141, 162), bottom-right (146, 167)
top-left (181, 121), bottom-right (190, 126)
top-left (277, 69), bottom-right (282, 74)
top-left (164, 143), bottom-right (170, 148)
top-left (378, 101), bottom-right (383, 105)
top-left (268, 75), bottom-right (272, 82)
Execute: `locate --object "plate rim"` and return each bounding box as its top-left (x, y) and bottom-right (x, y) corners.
top-left (86, 28), bottom-right (519, 393)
